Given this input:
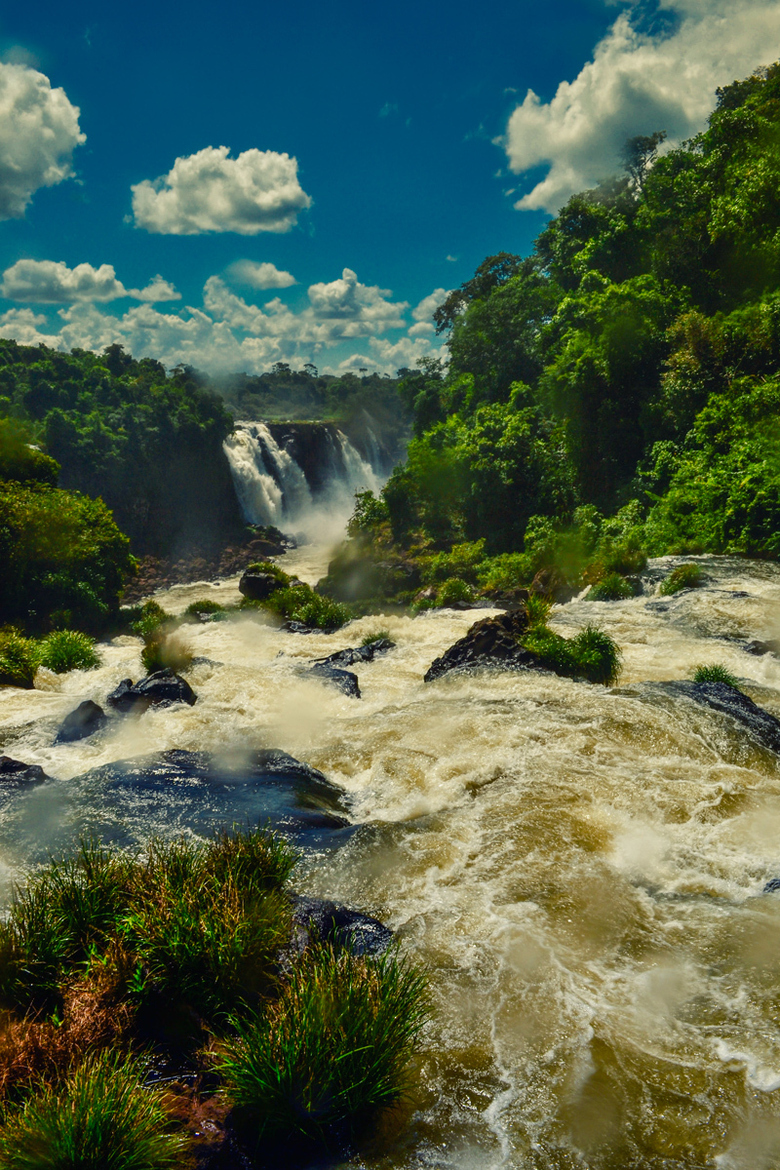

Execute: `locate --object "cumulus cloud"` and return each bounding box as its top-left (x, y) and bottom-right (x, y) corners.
top-left (412, 287), bottom-right (449, 322)
top-left (225, 260), bottom-right (296, 289)
top-left (0, 308), bottom-right (60, 346)
top-left (307, 268), bottom-right (407, 333)
top-left (0, 62), bottom-right (85, 220)
top-left (0, 260), bottom-right (180, 304)
top-left (503, 0), bottom-right (780, 212)
top-left (131, 146), bottom-right (312, 235)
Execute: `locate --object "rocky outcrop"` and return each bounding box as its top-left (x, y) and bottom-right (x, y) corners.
top-left (55, 700), bottom-right (107, 744)
top-left (0, 756), bottom-right (49, 787)
top-left (307, 662), bottom-right (361, 698)
top-left (424, 610), bottom-right (534, 682)
top-left (649, 680), bottom-right (780, 755)
top-left (238, 569), bottom-right (284, 601)
top-left (290, 894), bottom-right (393, 956)
top-left (107, 669), bottom-right (197, 714)
top-left (312, 638), bottom-right (395, 668)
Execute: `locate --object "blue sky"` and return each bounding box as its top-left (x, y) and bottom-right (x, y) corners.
top-left (0, 0), bottom-right (778, 375)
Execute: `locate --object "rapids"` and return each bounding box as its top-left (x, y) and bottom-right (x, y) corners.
top-left (3, 552), bottom-right (780, 1168)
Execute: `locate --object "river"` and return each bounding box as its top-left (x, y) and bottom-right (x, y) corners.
top-left (2, 550), bottom-right (780, 1169)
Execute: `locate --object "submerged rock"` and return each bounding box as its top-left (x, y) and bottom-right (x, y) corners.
top-left (743, 638), bottom-right (780, 657)
top-left (424, 610), bottom-right (534, 682)
top-left (312, 638), bottom-right (395, 668)
top-left (307, 662), bottom-right (361, 698)
top-left (0, 756), bottom-right (49, 787)
top-left (652, 681), bottom-right (780, 755)
top-left (55, 700), bottom-right (107, 744)
top-left (290, 894), bottom-right (393, 956)
top-left (107, 669), bottom-right (197, 713)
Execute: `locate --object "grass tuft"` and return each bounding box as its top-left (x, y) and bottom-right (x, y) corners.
top-left (0, 1049), bottom-right (184, 1170)
top-left (218, 942), bottom-right (429, 1145)
top-left (37, 630), bottom-right (99, 674)
top-left (259, 584), bottom-right (352, 630)
top-left (692, 663), bottom-right (741, 688)
top-left (660, 563), bottom-right (703, 596)
top-left (182, 599), bottom-right (224, 620)
top-left (360, 629), bottom-right (391, 647)
top-left (140, 632), bottom-right (192, 675)
top-left (436, 578), bottom-right (474, 606)
top-left (0, 632), bottom-right (38, 689)
top-left (523, 623), bottom-right (622, 685)
top-left (587, 573), bottom-right (636, 602)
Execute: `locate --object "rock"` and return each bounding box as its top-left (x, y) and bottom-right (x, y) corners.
top-left (424, 610), bottom-right (534, 682)
top-left (107, 669), bottom-right (197, 714)
top-left (238, 569), bottom-right (284, 601)
top-left (55, 700), bottom-right (107, 744)
top-left (743, 639), bottom-right (780, 657)
top-left (290, 894), bottom-right (393, 956)
top-left (764, 877), bottom-right (780, 893)
top-left (307, 663), bottom-right (361, 698)
top-left (86, 748), bottom-right (352, 849)
top-left (312, 638), bottom-right (395, 668)
top-left (652, 681), bottom-right (780, 755)
top-left (282, 620), bottom-right (315, 634)
top-left (530, 566), bottom-right (576, 603)
top-left (0, 756), bottom-right (49, 787)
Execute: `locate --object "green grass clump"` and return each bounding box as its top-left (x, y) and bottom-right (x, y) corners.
top-left (262, 584), bottom-right (352, 630)
top-left (436, 577), bottom-right (474, 606)
top-left (182, 598), bottom-right (224, 620)
top-left (360, 629), bottom-right (391, 646)
top-left (246, 560), bottom-right (290, 584)
top-left (140, 631), bottom-right (192, 675)
top-left (218, 942), bottom-right (429, 1145)
top-left (0, 1049), bottom-right (184, 1170)
top-left (0, 631), bottom-right (38, 689)
top-left (37, 630), bottom-right (100, 674)
top-left (523, 623), bottom-right (622, 685)
top-left (587, 572), bottom-right (636, 602)
top-left (692, 663), bottom-right (741, 688)
top-left (660, 563), bottom-right (703, 596)
top-left (128, 600), bottom-right (170, 640)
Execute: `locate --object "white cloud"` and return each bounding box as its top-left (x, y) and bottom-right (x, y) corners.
top-left (131, 146), bottom-right (312, 235)
top-left (0, 308), bottom-right (60, 346)
top-left (225, 260), bottom-right (296, 289)
top-left (412, 287), bottom-right (449, 323)
top-left (0, 62), bottom-right (85, 220)
top-left (408, 321), bottom-right (435, 338)
top-left (307, 268), bottom-right (407, 333)
top-left (0, 260), bottom-right (181, 304)
top-left (503, 0), bottom-right (780, 212)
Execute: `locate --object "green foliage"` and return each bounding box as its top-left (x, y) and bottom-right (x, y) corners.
top-left (436, 578), bottom-right (474, 606)
top-left (659, 563), bottom-right (703, 595)
top-left (245, 559), bottom-right (290, 584)
top-left (523, 623), bottom-right (622, 685)
top-left (421, 540), bottom-right (486, 584)
top-left (0, 1050), bottom-right (184, 1170)
top-left (0, 418), bottom-right (59, 488)
top-left (217, 942), bottom-right (430, 1145)
top-left (360, 629), bottom-right (391, 646)
top-left (0, 631), bottom-right (38, 689)
top-left (37, 630), bottom-right (99, 674)
top-left (692, 663), bottom-right (741, 687)
top-left (347, 490), bottom-right (390, 538)
top-left (183, 598), bottom-right (224, 617)
top-left (261, 584), bottom-right (352, 630)
top-left (0, 482), bottom-right (133, 633)
top-left (127, 600), bottom-right (169, 640)
top-left (140, 631), bottom-right (193, 675)
top-left (587, 573), bottom-right (636, 601)
top-left (524, 593), bottom-right (553, 630)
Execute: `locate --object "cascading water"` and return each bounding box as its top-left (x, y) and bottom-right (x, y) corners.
top-left (4, 554), bottom-right (780, 1168)
top-left (223, 420), bottom-right (383, 540)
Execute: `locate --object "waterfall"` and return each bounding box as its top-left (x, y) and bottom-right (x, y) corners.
top-left (223, 420), bottom-right (383, 538)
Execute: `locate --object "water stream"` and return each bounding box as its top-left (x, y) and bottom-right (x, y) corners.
top-left (3, 552), bottom-right (780, 1168)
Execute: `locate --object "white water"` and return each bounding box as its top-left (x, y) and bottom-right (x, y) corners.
top-left (223, 421), bottom-right (383, 543)
top-left (4, 554), bottom-right (780, 1167)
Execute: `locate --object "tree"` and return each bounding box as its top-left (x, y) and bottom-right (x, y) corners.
top-left (622, 131), bottom-right (667, 193)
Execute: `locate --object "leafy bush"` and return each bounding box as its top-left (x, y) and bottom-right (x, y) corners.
top-left (421, 540), bottom-right (486, 585)
top-left (475, 552), bottom-right (531, 592)
top-left (37, 630), bottom-right (99, 674)
top-left (261, 584), bottom-right (352, 630)
top-left (523, 623), bottom-right (622, 685)
top-left (587, 573), bottom-right (636, 601)
top-left (0, 631), bottom-right (38, 689)
top-left (140, 632), bottom-right (192, 675)
top-left (692, 663), bottom-right (741, 687)
top-left (128, 600), bottom-right (169, 640)
top-left (218, 943), bottom-right (429, 1145)
top-left (183, 598), bottom-right (224, 619)
top-left (659, 563), bottom-right (703, 595)
top-left (0, 1050), bottom-right (184, 1170)
top-left (245, 560), bottom-right (290, 584)
top-left (0, 417), bottom-right (59, 488)
top-left (437, 577), bottom-right (474, 606)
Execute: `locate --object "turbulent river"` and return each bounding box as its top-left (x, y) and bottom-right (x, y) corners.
top-left (4, 550), bottom-right (780, 1169)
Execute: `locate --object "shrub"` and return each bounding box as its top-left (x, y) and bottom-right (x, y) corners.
top-left (0, 631), bottom-right (38, 689)
top-left (523, 623), bottom-right (622, 685)
top-left (524, 593), bottom-right (553, 630)
top-left (37, 630), bottom-right (100, 674)
top-left (587, 573), bottom-right (636, 601)
top-left (475, 552), bottom-right (530, 592)
top-left (0, 1049), bottom-right (184, 1170)
top-left (660, 562), bottom-right (703, 595)
top-left (437, 577), bottom-right (474, 606)
top-left (217, 943), bottom-right (429, 1145)
top-left (360, 629), bottom-right (391, 646)
top-left (692, 663), bottom-right (741, 688)
top-left (140, 632), bottom-right (192, 675)
top-left (420, 540), bottom-right (486, 585)
top-left (182, 599), bottom-right (224, 620)
top-left (245, 560), bottom-right (290, 584)
top-left (128, 601), bottom-right (170, 640)
top-left (261, 584), bottom-right (352, 630)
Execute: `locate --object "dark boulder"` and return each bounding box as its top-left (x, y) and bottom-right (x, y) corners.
top-left (307, 663), bottom-right (361, 698)
top-left (652, 681), bottom-right (780, 755)
top-left (312, 638), bottom-right (395, 668)
top-left (530, 566), bottom-right (577, 603)
top-left (743, 639), bottom-right (780, 657)
top-left (282, 620), bottom-right (315, 634)
top-left (0, 756), bottom-right (49, 787)
top-left (238, 569), bottom-right (284, 601)
top-left (764, 877), bottom-right (780, 893)
top-left (55, 700), bottom-right (107, 744)
top-left (424, 610), bottom-right (534, 682)
top-left (107, 670), bottom-right (196, 714)
top-left (290, 894), bottom-right (393, 956)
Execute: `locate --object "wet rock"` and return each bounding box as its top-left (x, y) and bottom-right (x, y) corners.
top-left (656, 681), bottom-right (780, 755)
top-left (282, 620), bottom-right (315, 634)
top-left (107, 670), bottom-right (196, 713)
top-left (307, 663), bottom-right (361, 698)
top-left (55, 700), bottom-right (107, 744)
top-left (86, 748), bottom-right (352, 849)
top-left (0, 756), bottom-right (49, 787)
top-left (743, 639), bottom-right (780, 657)
top-left (312, 638), bottom-right (395, 668)
top-left (424, 610), bottom-right (534, 682)
top-left (764, 877), bottom-right (780, 893)
top-left (238, 569), bottom-right (283, 601)
top-left (530, 566), bottom-right (576, 603)
top-left (290, 894), bottom-right (393, 956)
